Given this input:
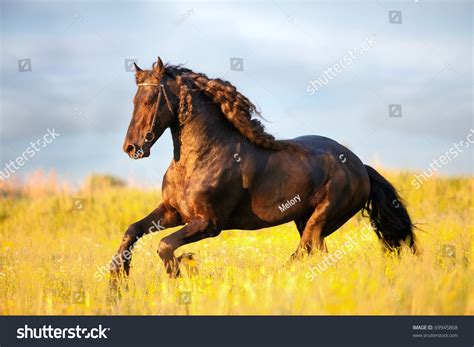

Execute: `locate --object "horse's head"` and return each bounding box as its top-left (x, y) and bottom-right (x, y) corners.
top-left (123, 57), bottom-right (178, 159)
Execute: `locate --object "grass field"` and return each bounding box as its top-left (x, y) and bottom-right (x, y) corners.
top-left (0, 170), bottom-right (472, 315)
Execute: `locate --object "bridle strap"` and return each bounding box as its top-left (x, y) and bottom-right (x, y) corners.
top-left (137, 82), bottom-right (174, 143)
top-left (161, 85), bottom-right (173, 116)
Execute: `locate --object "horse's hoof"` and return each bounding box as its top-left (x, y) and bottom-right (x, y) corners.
top-left (177, 252), bottom-right (195, 262)
top-left (177, 253), bottom-right (199, 276)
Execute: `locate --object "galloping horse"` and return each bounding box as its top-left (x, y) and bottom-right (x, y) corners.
top-left (110, 57), bottom-right (415, 278)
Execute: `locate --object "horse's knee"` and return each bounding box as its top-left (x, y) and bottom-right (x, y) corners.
top-left (123, 221), bottom-right (152, 246)
top-left (157, 238), bottom-right (174, 260)
top-left (122, 222), bottom-right (142, 241)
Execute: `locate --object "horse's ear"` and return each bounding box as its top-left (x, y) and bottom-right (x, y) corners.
top-left (134, 62), bottom-right (142, 72)
top-left (154, 56), bottom-right (164, 72)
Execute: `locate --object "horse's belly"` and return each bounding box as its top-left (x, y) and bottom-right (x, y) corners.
top-left (226, 210), bottom-right (291, 230)
top-left (226, 189), bottom-right (309, 230)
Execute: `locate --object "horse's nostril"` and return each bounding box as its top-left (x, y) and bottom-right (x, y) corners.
top-left (125, 144), bottom-right (135, 154)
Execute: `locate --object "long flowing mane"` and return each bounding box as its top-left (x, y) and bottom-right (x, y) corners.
top-left (163, 63), bottom-right (292, 151)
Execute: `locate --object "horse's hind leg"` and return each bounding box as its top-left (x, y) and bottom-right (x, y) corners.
top-left (288, 217), bottom-right (313, 261)
top-left (291, 192), bottom-right (365, 260)
top-left (291, 196), bottom-right (338, 260)
top-left (294, 215), bottom-right (329, 259)
top-left (158, 219), bottom-right (221, 277)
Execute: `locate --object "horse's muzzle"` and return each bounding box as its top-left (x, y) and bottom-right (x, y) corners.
top-left (125, 144), bottom-right (149, 160)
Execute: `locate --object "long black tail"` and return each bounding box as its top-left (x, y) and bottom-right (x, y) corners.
top-left (362, 165), bottom-right (416, 252)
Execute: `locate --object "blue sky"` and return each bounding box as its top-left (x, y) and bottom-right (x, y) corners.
top-left (0, 0), bottom-right (472, 186)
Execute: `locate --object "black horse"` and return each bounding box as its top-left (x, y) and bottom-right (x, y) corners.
top-left (110, 57), bottom-right (415, 278)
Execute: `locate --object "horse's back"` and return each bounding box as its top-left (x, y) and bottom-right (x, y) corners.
top-left (290, 135), bottom-right (349, 153)
top-left (289, 135), bottom-right (367, 172)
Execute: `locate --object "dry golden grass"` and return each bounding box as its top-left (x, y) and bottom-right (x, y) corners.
top-left (0, 171), bottom-right (472, 315)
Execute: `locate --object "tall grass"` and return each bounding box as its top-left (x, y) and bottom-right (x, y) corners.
top-left (0, 171), bottom-right (472, 315)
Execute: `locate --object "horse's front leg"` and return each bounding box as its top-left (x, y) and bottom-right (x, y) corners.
top-left (109, 203), bottom-right (182, 279)
top-left (158, 219), bottom-right (221, 277)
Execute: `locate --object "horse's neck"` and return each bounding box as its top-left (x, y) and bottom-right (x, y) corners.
top-left (170, 100), bottom-right (242, 163)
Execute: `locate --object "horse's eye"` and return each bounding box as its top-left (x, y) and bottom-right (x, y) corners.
top-left (144, 93), bottom-right (157, 106)
top-left (144, 99), bottom-right (154, 107)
